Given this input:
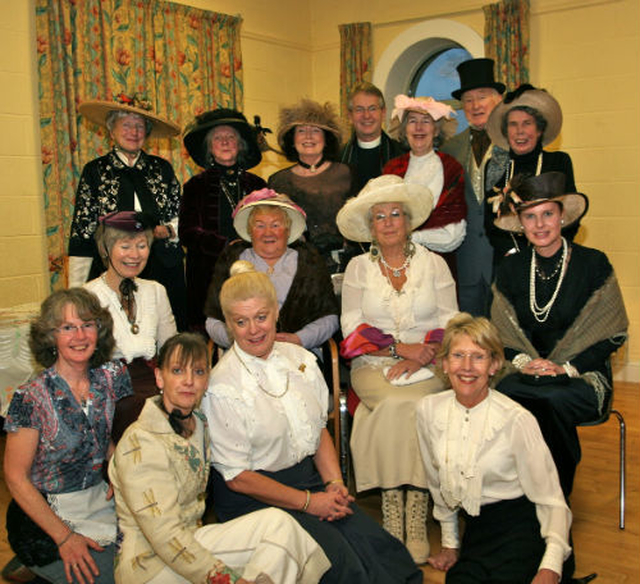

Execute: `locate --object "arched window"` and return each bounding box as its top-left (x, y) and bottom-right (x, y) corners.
top-left (410, 46), bottom-right (472, 135)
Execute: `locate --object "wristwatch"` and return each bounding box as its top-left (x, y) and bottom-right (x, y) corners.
top-left (389, 343), bottom-right (400, 359)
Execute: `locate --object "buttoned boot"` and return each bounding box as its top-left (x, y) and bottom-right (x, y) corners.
top-left (381, 488), bottom-right (404, 542)
top-left (405, 488), bottom-right (429, 564)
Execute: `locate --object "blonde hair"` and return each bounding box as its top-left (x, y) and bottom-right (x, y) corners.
top-left (247, 205), bottom-right (292, 233)
top-left (219, 261), bottom-right (278, 321)
top-left (438, 312), bottom-right (505, 370)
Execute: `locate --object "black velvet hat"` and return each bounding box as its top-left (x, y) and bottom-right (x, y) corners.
top-left (183, 108), bottom-right (262, 169)
top-left (451, 58), bottom-right (506, 100)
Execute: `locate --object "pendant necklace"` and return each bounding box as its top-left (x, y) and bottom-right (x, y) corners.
top-left (298, 157), bottom-right (325, 173)
top-left (379, 253), bottom-right (410, 278)
top-left (233, 345), bottom-right (290, 398)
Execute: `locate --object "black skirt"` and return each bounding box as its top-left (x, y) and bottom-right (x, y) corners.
top-left (210, 457), bottom-right (422, 584)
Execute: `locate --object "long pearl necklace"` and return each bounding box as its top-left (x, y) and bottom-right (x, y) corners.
top-left (233, 345), bottom-right (289, 398)
top-left (529, 237), bottom-right (568, 323)
top-left (379, 253), bottom-right (410, 278)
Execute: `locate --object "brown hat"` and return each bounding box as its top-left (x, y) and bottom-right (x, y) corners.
top-left (493, 172), bottom-right (588, 233)
top-left (277, 99), bottom-right (343, 151)
top-left (78, 94), bottom-right (180, 138)
top-left (486, 85), bottom-right (563, 150)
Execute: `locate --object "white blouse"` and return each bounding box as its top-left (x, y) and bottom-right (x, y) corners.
top-left (85, 276), bottom-right (176, 362)
top-left (203, 342), bottom-right (328, 481)
top-left (341, 245), bottom-right (457, 367)
top-left (404, 150), bottom-right (466, 253)
top-left (416, 389), bottom-right (571, 576)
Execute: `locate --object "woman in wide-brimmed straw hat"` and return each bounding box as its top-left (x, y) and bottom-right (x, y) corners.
top-left (490, 172), bottom-right (628, 506)
top-left (179, 108), bottom-right (266, 333)
top-left (484, 84), bottom-right (579, 262)
top-left (268, 99), bottom-right (355, 273)
top-left (203, 188), bottom-right (338, 354)
top-left (68, 94), bottom-right (187, 330)
top-left (383, 95), bottom-right (467, 280)
top-left (337, 174), bottom-right (458, 564)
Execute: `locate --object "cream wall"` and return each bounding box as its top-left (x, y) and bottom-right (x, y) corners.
top-left (1, 0), bottom-right (638, 375)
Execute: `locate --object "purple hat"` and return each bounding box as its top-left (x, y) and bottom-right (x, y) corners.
top-left (98, 211), bottom-right (154, 232)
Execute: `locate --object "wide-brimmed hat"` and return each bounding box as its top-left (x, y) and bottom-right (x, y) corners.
top-left (493, 172), bottom-right (588, 233)
top-left (388, 95), bottom-right (458, 142)
top-left (232, 188), bottom-right (307, 244)
top-left (486, 85), bottom-right (563, 150)
top-left (78, 94), bottom-right (180, 139)
top-left (451, 58), bottom-right (506, 100)
top-left (336, 175), bottom-right (433, 242)
top-left (277, 99), bottom-right (342, 151)
top-left (183, 108), bottom-right (262, 169)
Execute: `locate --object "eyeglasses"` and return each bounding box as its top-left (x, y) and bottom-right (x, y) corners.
top-left (55, 322), bottom-right (99, 336)
top-left (353, 105), bottom-right (381, 115)
top-left (449, 352), bottom-right (490, 363)
top-left (373, 210), bottom-right (404, 222)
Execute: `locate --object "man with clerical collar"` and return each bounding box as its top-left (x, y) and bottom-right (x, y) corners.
top-left (441, 58), bottom-right (504, 316)
top-left (341, 82), bottom-right (407, 192)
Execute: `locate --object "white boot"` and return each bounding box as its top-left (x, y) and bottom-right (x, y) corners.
top-left (405, 489), bottom-right (429, 564)
top-left (381, 488), bottom-right (404, 542)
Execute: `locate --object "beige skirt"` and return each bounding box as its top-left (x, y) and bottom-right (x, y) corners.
top-left (350, 359), bottom-right (444, 492)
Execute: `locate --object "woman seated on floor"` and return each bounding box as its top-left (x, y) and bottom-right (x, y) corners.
top-left (416, 313), bottom-right (572, 584)
top-left (4, 288), bottom-right (132, 584)
top-left (204, 188), bottom-right (338, 355)
top-left (109, 332), bottom-right (330, 584)
top-left (202, 261), bottom-right (423, 584)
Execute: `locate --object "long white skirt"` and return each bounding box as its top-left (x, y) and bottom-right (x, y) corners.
top-left (146, 508), bottom-right (330, 584)
top-left (350, 360), bottom-right (444, 492)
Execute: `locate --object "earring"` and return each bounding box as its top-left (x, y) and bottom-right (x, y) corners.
top-left (561, 219), bottom-right (565, 225)
top-left (51, 346), bottom-right (57, 358)
top-left (369, 239), bottom-right (380, 260)
top-left (404, 238), bottom-right (416, 258)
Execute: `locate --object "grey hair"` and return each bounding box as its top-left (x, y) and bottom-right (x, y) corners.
top-left (94, 224), bottom-right (154, 267)
top-left (204, 125), bottom-right (248, 168)
top-left (105, 110), bottom-right (153, 137)
top-left (367, 202), bottom-right (412, 231)
top-left (347, 82), bottom-right (385, 111)
top-left (501, 105), bottom-right (548, 140)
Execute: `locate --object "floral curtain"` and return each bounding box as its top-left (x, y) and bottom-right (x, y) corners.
top-left (35, 0), bottom-right (243, 289)
top-left (338, 22), bottom-right (372, 122)
top-left (483, 0), bottom-right (530, 90)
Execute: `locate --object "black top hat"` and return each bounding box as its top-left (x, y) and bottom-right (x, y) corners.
top-left (183, 108), bottom-right (262, 169)
top-left (451, 58), bottom-right (506, 100)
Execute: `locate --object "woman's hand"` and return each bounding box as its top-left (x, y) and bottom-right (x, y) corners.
top-left (58, 531), bottom-right (104, 584)
top-left (531, 568), bottom-right (561, 584)
top-left (397, 342), bottom-right (438, 366)
top-left (153, 225), bottom-right (172, 239)
top-left (307, 490), bottom-right (354, 522)
top-left (275, 332), bottom-right (302, 346)
top-left (426, 547), bottom-right (459, 571)
top-left (385, 359), bottom-right (422, 381)
top-left (522, 359), bottom-right (564, 377)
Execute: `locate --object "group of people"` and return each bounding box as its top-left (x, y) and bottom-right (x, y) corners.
top-left (2, 56), bottom-right (629, 584)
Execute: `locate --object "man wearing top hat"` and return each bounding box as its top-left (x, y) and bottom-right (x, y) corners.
top-left (441, 58), bottom-right (504, 316)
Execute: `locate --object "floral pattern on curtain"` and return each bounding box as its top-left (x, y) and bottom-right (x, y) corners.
top-left (338, 22), bottom-right (372, 122)
top-left (483, 0), bottom-right (530, 90)
top-left (35, 0), bottom-right (243, 288)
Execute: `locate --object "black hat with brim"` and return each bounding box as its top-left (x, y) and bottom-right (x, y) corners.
top-left (183, 108), bottom-right (262, 169)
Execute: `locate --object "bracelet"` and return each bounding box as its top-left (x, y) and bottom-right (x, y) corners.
top-left (324, 478), bottom-right (344, 487)
top-left (563, 362), bottom-right (579, 378)
top-left (389, 343), bottom-right (400, 360)
top-left (57, 531), bottom-right (74, 548)
top-left (301, 489), bottom-right (311, 512)
top-left (512, 353), bottom-right (532, 370)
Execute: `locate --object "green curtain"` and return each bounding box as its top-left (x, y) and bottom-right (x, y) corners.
top-left (35, 0), bottom-right (243, 288)
top-left (338, 22), bottom-right (372, 122)
top-left (483, 0), bottom-right (530, 89)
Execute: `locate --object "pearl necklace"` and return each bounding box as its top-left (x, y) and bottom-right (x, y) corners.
top-left (233, 345), bottom-right (289, 398)
top-left (379, 253), bottom-right (410, 278)
top-left (529, 237), bottom-right (568, 323)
